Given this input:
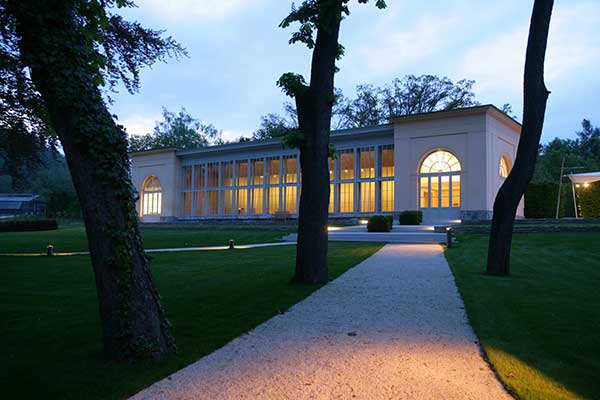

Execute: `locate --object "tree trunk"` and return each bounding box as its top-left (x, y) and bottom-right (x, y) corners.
top-left (292, 3), bottom-right (343, 284)
top-left (486, 0), bottom-right (554, 275)
top-left (9, 0), bottom-right (176, 361)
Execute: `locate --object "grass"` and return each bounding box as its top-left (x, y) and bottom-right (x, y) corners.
top-left (0, 241), bottom-right (382, 399)
top-left (0, 225), bottom-right (294, 253)
top-left (445, 232), bottom-right (600, 400)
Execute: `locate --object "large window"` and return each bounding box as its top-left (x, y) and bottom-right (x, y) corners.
top-left (380, 145), bottom-right (394, 177)
top-left (419, 150), bottom-right (461, 209)
top-left (359, 147), bottom-right (374, 179)
top-left (381, 180), bottom-right (394, 212)
top-left (142, 176), bottom-right (162, 216)
top-left (267, 186), bottom-right (279, 214)
top-left (284, 186), bottom-right (297, 213)
top-left (207, 163), bottom-right (219, 187)
top-left (236, 160), bottom-right (248, 186)
top-left (284, 155), bottom-right (297, 183)
top-left (179, 144), bottom-right (394, 218)
top-left (251, 159), bottom-right (264, 185)
top-left (340, 150), bottom-right (354, 180)
top-left (268, 157), bottom-right (280, 185)
top-left (221, 162), bottom-right (233, 187)
top-left (360, 181), bottom-right (375, 212)
top-left (339, 183), bottom-right (354, 213)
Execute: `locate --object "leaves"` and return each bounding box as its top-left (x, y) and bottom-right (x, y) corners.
top-left (127, 107), bottom-right (222, 152)
top-left (277, 72), bottom-right (309, 98)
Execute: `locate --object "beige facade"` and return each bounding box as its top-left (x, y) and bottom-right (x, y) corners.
top-left (129, 105), bottom-right (523, 224)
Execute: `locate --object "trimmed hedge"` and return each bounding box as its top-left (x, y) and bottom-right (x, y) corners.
top-left (0, 218), bottom-right (58, 232)
top-left (579, 182), bottom-right (600, 218)
top-left (525, 181), bottom-right (575, 218)
top-left (367, 215), bottom-right (392, 232)
top-left (399, 210), bottom-right (423, 225)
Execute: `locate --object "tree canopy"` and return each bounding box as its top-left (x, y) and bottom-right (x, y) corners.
top-left (128, 107), bottom-right (222, 152)
top-left (533, 119), bottom-right (600, 183)
top-left (0, 0), bottom-right (185, 188)
top-left (256, 74), bottom-right (481, 138)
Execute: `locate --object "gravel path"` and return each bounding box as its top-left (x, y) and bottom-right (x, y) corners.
top-left (131, 244), bottom-right (511, 400)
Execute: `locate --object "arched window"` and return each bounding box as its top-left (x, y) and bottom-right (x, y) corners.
top-left (419, 150), bottom-right (461, 209)
top-left (420, 150), bottom-right (461, 173)
top-left (142, 176), bottom-right (162, 216)
top-left (499, 155), bottom-right (511, 178)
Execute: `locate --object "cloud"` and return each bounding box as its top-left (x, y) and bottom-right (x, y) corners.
top-left (138, 0), bottom-right (259, 20)
top-left (350, 14), bottom-right (461, 76)
top-left (118, 114), bottom-right (159, 137)
top-left (459, 1), bottom-right (600, 96)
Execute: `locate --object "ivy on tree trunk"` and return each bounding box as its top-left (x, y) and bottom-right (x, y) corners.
top-left (486, 0), bottom-right (554, 275)
top-left (8, 0), bottom-right (176, 361)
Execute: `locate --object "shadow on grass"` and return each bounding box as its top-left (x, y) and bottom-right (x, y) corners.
top-left (445, 232), bottom-right (600, 400)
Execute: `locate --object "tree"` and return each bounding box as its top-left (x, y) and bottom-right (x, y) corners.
top-left (576, 119), bottom-right (600, 165)
top-left (278, 0), bottom-right (386, 284)
top-left (252, 112), bottom-right (296, 140)
top-left (0, 24), bottom-right (57, 191)
top-left (500, 103), bottom-right (518, 120)
top-left (487, 0), bottom-right (554, 275)
top-left (128, 107), bottom-right (221, 152)
top-left (2, 0), bottom-right (185, 361)
top-left (31, 155), bottom-right (81, 217)
top-left (379, 74), bottom-right (477, 117)
top-left (335, 84), bottom-right (384, 128)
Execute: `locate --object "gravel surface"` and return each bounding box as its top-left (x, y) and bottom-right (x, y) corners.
top-left (131, 244), bottom-right (512, 400)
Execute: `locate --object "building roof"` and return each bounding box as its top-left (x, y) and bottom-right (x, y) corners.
top-left (130, 105), bottom-right (519, 158)
top-left (390, 104), bottom-right (521, 129)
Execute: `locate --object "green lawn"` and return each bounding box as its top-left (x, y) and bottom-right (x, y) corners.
top-left (0, 225), bottom-right (294, 253)
top-left (0, 241), bottom-right (382, 399)
top-left (445, 232), bottom-right (600, 400)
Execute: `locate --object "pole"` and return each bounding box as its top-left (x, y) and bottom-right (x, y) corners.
top-left (555, 156), bottom-right (565, 219)
top-left (571, 181), bottom-right (578, 218)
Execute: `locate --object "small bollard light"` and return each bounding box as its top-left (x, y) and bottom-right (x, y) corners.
top-left (228, 239), bottom-right (235, 249)
top-left (47, 244), bottom-right (54, 256)
top-left (446, 227), bottom-right (452, 248)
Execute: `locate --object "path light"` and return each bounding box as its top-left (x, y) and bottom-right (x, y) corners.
top-left (229, 239), bottom-right (235, 249)
top-left (446, 227), bottom-right (452, 248)
top-left (359, 219), bottom-right (369, 225)
top-left (47, 245), bottom-right (54, 256)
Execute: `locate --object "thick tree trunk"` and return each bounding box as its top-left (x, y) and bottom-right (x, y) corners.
top-left (10, 0), bottom-right (175, 361)
top-left (486, 0), bottom-right (554, 275)
top-left (292, 2), bottom-right (343, 284)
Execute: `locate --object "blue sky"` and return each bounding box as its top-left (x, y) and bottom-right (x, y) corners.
top-left (110, 0), bottom-right (600, 143)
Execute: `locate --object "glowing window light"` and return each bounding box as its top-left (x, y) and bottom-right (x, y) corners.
top-left (420, 150), bottom-right (461, 174)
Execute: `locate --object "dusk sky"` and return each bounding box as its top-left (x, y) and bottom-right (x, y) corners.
top-left (110, 0), bottom-right (600, 143)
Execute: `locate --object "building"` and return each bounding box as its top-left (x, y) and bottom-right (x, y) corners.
top-left (130, 105), bottom-right (524, 224)
top-left (0, 193), bottom-right (46, 217)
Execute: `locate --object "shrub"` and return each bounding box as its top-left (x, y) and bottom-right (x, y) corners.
top-left (399, 210), bottom-right (423, 225)
top-left (0, 218), bottom-right (58, 232)
top-left (579, 182), bottom-right (600, 218)
top-left (525, 181), bottom-right (575, 218)
top-left (367, 215), bottom-right (392, 232)
top-left (385, 215), bottom-right (393, 230)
